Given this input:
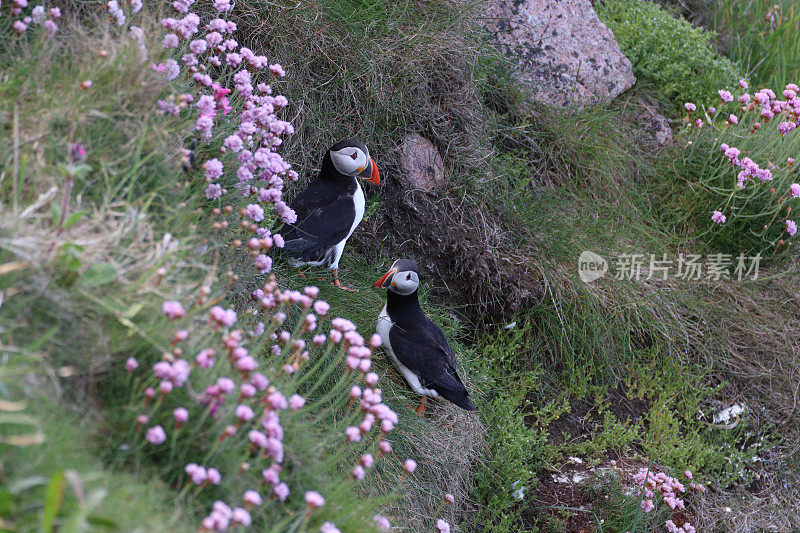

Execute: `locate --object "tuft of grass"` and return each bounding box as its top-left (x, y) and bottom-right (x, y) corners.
top-left (714, 0), bottom-right (800, 90)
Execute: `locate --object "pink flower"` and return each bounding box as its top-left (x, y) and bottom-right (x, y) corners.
top-left (739, 79), bottom-right (749, 89)
top-left (270, 64), bottom-right (286, 77)
top-left (346, 426), bottom-right (361, 442)
top-left (173, 407), bottom-right (189, 424)
top-left (125, 357), bottom-right (139, 372)
top-left (313, 301), bottom-right (330, 316)
top-left (365, 372), bottom-right (380, 386)
top-left (790, 184), bottom-right (800, 198)
top-left (231, 508), bottom-right (251, 526)
top-left (145, 425), bottom-right (167, 445)
top-left (210, 306), bottom-right (236, 327)
top-left (641, 499), bottom-right (654, 513)
top-left (352, 465), bottom-right (365, 479)
top-left (245, 203), bottom-right (265, 222)
top-left (684, 102), bottom-right (696, 112)
top-left (235, 404), bottom-right (255, 421)
top-left (778, 121), bottom-right (797, 135)
top-left (379, 440), bottom-right (392, 453)
top-left (445, 493), bottom-right (455, 504)
top-left (727, 114), bottom-right (738, 125)
top-left (304, 491), bottom-right (326, 508)
top-left (289, 394), bottom-right (306, 410)
top-left (737, 93), bottom-right (751, 104)
top-left (694, 119), bottom-right (704, 128)
top-left (684, 470), bottom-right (692, 479)
top-left (249, 430), bottom-right (268, 448)
top-left (436, 519), bottom-right (451, 533)
top-left (786, 219), bottom-right (798, 236)
top-left (207, 468), bottom-right (222, 485)
top-left (243, 490), bottom-right (262, 507)
top-left (137, 414), bottom-right (148, 424)
top-left (403, 459), bottom-right (417, 474)
top-left (708, 106), bottom-right (716, 115)
top-left (711, 210), bottom-right (727, 224)
top-left (203, 183), bottom-right (223, 201)
top-left (320, 522), bottom-right (341, 533)
top-left (718, 89), bottom-right (734, 102)
top-left (273, 482), bottom-right (289, 501)
top-left (204, 158), bottom-right (224, 179)
top-left (373, 515), bottom-right (391, 531)
top-left (162, 300), bottom-right (185, 319)
top-left (163, 33), bottom-right (179, 48)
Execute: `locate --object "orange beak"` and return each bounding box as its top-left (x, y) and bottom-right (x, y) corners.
top-left (372, 268), bottom-right (396, 289)
top-left (360, 157), bottom-right (380, 186)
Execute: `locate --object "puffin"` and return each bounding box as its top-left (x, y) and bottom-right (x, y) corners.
top-left (373, 259), bottom-right (476, 414)
top-left (282, 139), bottom-right (380, 288)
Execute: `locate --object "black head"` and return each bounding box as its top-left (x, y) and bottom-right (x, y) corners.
top-left (373, 259), bottom-right (420, 295)
top-left (324, 139), bottom-right (380, 185)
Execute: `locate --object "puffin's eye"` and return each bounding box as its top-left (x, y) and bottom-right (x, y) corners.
top-left (406, 273), bottom-right (412, 281)
top-left (349, 152), bottom-right (358, 160)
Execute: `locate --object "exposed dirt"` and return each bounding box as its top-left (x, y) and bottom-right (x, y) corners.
top-left (355, 173), bottom-right (546, 320)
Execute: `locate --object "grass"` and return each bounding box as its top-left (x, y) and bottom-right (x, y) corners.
top-left (714, 0), bottom-right (800, 90)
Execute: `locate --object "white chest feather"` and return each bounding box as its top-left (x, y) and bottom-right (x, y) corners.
top-left (327, 181), bottom-right (364, 270)
top-left (376, 304), bottom-right (440, 399)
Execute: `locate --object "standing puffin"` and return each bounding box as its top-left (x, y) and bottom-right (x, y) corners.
top-left (283, 139), bottom-right (380, 288)
top-left (373, 259), bottom-right (476, 413)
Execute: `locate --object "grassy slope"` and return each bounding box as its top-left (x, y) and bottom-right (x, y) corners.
top-left (2, 1), bottom-right (799, 532)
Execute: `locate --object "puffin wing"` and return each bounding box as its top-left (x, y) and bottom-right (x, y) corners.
top-left (282, 179), bottom-right (355, 262)
top-left (389, 318), bottom-right (476, 410)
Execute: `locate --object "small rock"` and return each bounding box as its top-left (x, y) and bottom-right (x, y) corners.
top-left (636, 105), bottom-right (673, 147)
top-left (480, 0), bottom-right (636, 108)
top-left (398, 134), bottom-right (446, 191)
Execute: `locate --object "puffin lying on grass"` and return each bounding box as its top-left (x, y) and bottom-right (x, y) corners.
top-left (373, 259), bottom-right (476, 414)
top-left (283, 139), bottom-right (380, 289)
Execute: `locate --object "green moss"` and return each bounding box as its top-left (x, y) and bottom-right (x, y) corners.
top-left (597, 0), bottom-right (739, 113)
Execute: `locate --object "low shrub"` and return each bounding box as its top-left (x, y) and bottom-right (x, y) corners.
top-left (597, 0), bottom-right (739, 114)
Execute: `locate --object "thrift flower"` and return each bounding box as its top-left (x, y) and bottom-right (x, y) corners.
top-left (289, 394), bottom-right (306, 410)
top-left (145, 425), bottom-right (167, 445)
top-left (173, 407), bottom-right (189, 424)
top-left (373, 515), bottom-right (391, 531)
top-left (403, 459), bottom-right (417, 474)
top-left (684, 102), bottom-right (696, 112)
top-left (243, 490), bottom-right (262, 507)
top-left (125, 357), bottom-right (139, 372)
top-left (305, 491), bottom-right (326, 508)
top-left (790, 183), bottom-right (800, 198)
top-left (718, 89), bottom-right (734, 102)
top-left (436, 519), bottom-right (451, 533)
top-left (787, 220), bottom-right (798, 236)
top-left (273, 482), bottom-right (289, 501)
top-left (320, 523), bottom-right (341, 533)
top-left (162, 300), bottom-right (185, 319)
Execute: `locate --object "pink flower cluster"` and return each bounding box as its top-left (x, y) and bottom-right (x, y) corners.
top-left (633, 468), bottom-right (703, 533)
top-left (6, 1), bottom-right (61, 37)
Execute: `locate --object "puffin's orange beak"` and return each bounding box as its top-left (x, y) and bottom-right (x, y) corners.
top-left (372, 268), bottom-right (396, 289)
top-left (361, 157), bottom-right (380, 186)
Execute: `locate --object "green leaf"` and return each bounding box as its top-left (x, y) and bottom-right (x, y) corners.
top-left (41, 471), bottom-right (65, 533)
top-left (79, 264), bottom-right (117, 287)
top-left (86, 515), bottom-right (117, 529)
top-left (7, 476), bottom-right (48, 495)
top-left (62, 211), bottom-right (87, 230)
top-left (50, 202), bottom-right (62, 226)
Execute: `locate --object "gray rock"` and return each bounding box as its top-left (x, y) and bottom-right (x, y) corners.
top-left (480, 0), bottom-right (636, 108)
top-left (398, 134), bottom-right (446, 191)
